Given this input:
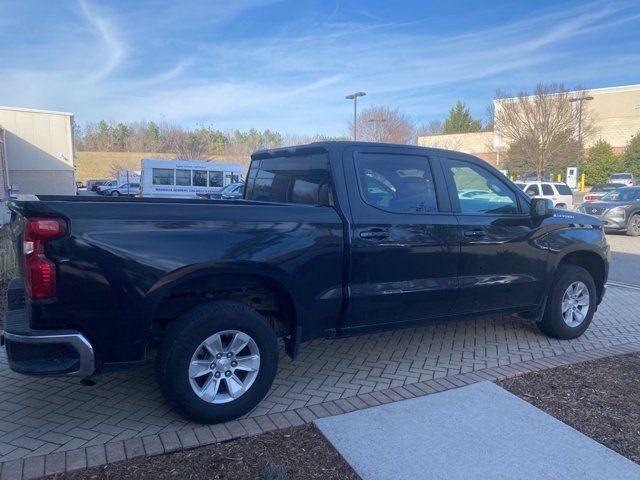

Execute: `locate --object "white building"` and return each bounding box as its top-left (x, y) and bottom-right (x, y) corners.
top-left (0, 106), bottom-right (76, 197)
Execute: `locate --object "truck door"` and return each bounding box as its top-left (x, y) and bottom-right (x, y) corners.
top-left (441, 157), bottom-right (548, 314)
top-left (341, 146), bottom-right (460, 330)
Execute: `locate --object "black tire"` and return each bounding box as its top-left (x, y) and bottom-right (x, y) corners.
top-left (156, 301), bottom-right (278, 424)
top-left (538, 265), bottom-right (596, 339)
top-left (626, 213), bottom-right (640, 236)
top-left (555, 203), bottom-right (566, 209)
top-left (110, 191), bottom-right (120, 196)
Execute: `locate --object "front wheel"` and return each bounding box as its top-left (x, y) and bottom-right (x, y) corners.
top-left (538, 265), bottom-right (596, 339)
top-left (627, 214), bottom-right (640, 236)
top-left (110, 190), bottom-right (120, 196)
top-left (156, 301), bottom-right (278, 424)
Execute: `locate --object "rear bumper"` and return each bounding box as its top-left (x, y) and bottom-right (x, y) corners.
top-left (1, 279), bottom-right (95, 377)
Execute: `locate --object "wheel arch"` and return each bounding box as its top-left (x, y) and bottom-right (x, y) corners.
top-left (556, 249), bottom-right (607, 303)
top-left (146, 263), bottom-right (301, 357)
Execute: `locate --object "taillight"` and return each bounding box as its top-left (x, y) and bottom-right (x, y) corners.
top-left (584, 195), bottom-right (593, 201)
top-left (23, 218), bottom-right (67, 299)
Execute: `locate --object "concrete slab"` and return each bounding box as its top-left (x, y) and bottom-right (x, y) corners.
top-left (315, 382), bottom-right (640, 480)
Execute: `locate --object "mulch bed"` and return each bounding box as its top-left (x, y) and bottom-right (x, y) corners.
top-left (499, 352), bottom-right (640, 464)
top-left (48, 424), bottom-right (359, 480)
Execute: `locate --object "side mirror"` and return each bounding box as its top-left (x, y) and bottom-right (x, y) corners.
top-left (530, 198), bottom-right (554, 218)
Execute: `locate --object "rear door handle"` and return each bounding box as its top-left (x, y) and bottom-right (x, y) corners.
top-left (464, 229), bottom-right (485, 238)
top-left (359, 228), bottom-right (390, 240)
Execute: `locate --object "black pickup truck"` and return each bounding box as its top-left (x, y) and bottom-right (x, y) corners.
top-left (2, 142), bottom-right (609, 423)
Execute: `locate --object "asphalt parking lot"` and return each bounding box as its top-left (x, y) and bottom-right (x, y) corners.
top-left (606, 233), bottom-right (640, 287)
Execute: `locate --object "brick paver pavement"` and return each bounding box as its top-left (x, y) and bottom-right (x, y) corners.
top-left (0, 284), bottom-right (639, 478)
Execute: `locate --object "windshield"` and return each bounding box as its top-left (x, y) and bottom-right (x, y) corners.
top-left (220, 183), bottom-right (238, 193)
top-left (602, 188), bottom-right (640, 201)
top-left (610, 174), bottom-right (632, 180)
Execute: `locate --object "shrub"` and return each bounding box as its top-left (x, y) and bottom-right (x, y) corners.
top-left (0, 227), bottom-right (18, 282)
top-left (583, 140), bottom-right (623, 185)
top-left (623, 131), bottom-right (640, 180)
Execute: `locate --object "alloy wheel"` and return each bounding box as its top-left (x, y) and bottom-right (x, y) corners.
top-left (561, 281), bottom-right (590, 327)
top-left (188, 330), bottom-right (261, 404)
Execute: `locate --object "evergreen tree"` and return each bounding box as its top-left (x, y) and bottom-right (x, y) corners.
top-left (623, 131), bottom-right (640, 180)
top-left (583, 140), bottom-right (623, 185)
top-left (442, 101), bottom-right (482, 134)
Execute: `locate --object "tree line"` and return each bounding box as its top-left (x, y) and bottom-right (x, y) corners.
top-left (74, 101), bottom-right (490, 160)
top-left (74, 120), bottom-right (348, 161)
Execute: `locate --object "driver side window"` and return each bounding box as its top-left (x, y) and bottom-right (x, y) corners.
top-left (447, 159), bottom-right (520, 215)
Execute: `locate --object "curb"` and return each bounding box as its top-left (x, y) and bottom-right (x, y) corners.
top-left (2, 340), bottom-right (639, 480)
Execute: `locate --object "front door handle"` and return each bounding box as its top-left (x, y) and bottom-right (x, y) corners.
top-left (360, 228), bottom-right (390, 240)
top-left (464, 229), bottom-right (485, 238)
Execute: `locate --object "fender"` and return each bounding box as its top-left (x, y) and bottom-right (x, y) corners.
top-left (544, 226), bottom-right (609, 304)
top-left (143, 260), bottom-right (303, 356)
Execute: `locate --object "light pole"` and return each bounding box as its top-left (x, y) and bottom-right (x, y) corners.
top-left (345, 92), bottom-right (366, 141)
top-left (569, 95), bottom-right (594, 165)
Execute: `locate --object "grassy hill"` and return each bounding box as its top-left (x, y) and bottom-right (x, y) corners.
top-left (75, 152), bottom-right (244, 182)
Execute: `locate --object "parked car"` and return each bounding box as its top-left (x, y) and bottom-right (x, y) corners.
top-left (3, 142), bottom-right (609, 424)
top-left (86, 179), bottom-right (109, 192)
top-left (105, 183), bottom-right (140, 197)
top-left (583, 183), bottom-right (620, 202)
top-left (608, 173), bottom-right (634, 187)
top-left (578, 187), bottom-right (640, 236)
top-left (198, 182), bottom-right (245, 200)
top-left (520, 171), bottom-right (552, 182)
top-left (522, 182), bottom-right (574, 209)
top-left (97, 179), bottom-right (119, 195)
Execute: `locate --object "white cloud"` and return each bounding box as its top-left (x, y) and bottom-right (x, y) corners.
top-left (0, 0), bottom-right (638, 135)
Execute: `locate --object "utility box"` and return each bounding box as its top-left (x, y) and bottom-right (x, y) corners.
top-left (566, 166), bottom-right (578, 189)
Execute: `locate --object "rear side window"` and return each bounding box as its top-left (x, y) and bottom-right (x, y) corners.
top-left (355, 153), bottom-right (438, 213)
top-left (176, 169), bottom-right (191, 186)
top-left (209, 171), bottom-right (223, 187)
top-left (541, 184), bottom-right (554, 195)
top-left (193, 170), bottom-right (207, 187)
top-left (245, 154), bottom-right (333, 205)
top-left (152, 168), bottom-right (174, 185)
top-left (526, 185), bottom-right (540, 196)
top-left (555, 184), bottom-right (573, 195)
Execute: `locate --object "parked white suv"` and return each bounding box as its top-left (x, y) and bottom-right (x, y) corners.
top-left (608, 173), bottom-right (634, 187)
top-left (522, 182), bottom-right (574, 209)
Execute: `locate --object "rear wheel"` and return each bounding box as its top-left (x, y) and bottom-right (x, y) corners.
top-left (156, 301), bottom-right (278, 424)
top-left (538, 265), bottom-right (596, 339)
top-left (627, 214), bottom-right (640, 236)
top-left (555, 203), bottom-right (566, 209)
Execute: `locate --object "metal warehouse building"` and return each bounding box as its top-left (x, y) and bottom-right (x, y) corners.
top-left (0, 106), bottom-right (76, 199)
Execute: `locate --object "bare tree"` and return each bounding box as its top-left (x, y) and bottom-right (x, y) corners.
top-left (349, 106), bottom-right (415, 144)
top-left (163, 124), bottom-right (210, 160)
top-left (415, 120), bottom-right (443, 139)
top-left (495, 84), bottom-right (596, 179)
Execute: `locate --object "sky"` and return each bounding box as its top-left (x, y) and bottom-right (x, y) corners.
top-left (0, 0), bottom-right (639, 136)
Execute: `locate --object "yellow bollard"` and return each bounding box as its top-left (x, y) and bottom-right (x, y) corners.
top-left (580, 173), bottom-right (585, 192)
top-left (557, 173), bottom-right (561, 182)
top-left (509, 175), bottom-right (514, 181)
